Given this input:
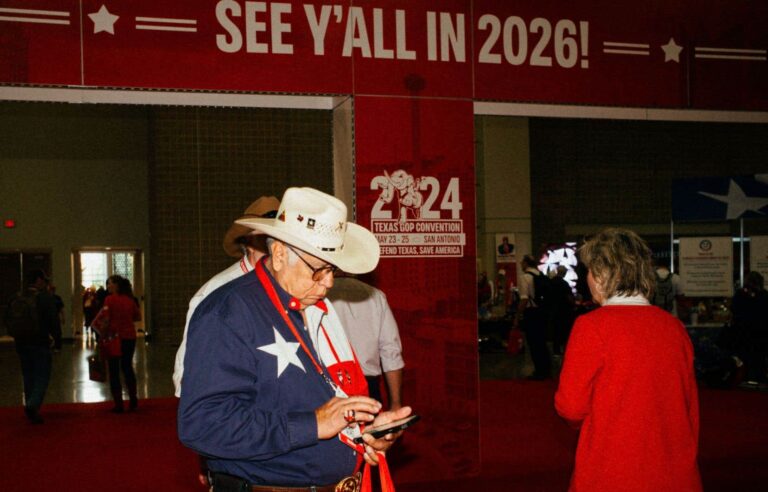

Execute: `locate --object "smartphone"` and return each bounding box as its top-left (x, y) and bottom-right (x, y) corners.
top-left (352, 414), bottom-right (420, 444)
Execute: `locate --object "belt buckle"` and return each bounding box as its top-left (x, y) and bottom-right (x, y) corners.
top-left (335, 472), bottom-right (361, 492)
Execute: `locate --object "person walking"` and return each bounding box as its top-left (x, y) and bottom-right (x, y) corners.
top-left (92, 275), bottom-right (141, 413)
top-left (3, 269), bottom-right (58, 424)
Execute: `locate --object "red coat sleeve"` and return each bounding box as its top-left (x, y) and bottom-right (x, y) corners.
top-left (554, 315), bottom-right (604, 426)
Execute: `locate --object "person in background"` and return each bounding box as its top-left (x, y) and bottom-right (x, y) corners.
top-left (477, 271), bottom-right (494, 319)
top-left (550, 265), bottom-right (575, 357)
top-left (652, 257), bottom-right (684, 317)
top-left (172, 195), bottom-right (280, 398)
top-left (731, 271), bottom-right (768, 385)
top-left (328, 276), bottom-right (405, 409)
top-left (3, 270), bottom-right (58, 424)
top-left (515, 254), bottom-right (551, 380)
top-left (48, 283), bottom-right (64, 352)
top-left (82, 286), bottom-right (99, 338)
top-left (96, 284), bottom-right (108, 311)
top-left (555, 228), bottom-right (701, 492)
top-left (92, 275), bottom-right (141, 413)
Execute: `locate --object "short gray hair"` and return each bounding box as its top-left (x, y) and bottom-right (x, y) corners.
top-left (266, 237), bottom-right (298, 266)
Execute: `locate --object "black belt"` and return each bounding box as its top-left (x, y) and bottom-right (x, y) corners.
top-left (209, 471), bottom-right (361, 492)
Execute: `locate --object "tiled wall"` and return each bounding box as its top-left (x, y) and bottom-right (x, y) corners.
top-left (148, 107), bottom-right (333, 344)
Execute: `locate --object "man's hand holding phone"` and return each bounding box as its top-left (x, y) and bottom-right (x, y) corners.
top-left (357, 406), bottom-right (416, 465)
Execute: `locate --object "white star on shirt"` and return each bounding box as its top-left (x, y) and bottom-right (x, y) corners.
top-left (89, 5), bottom-right (119, 35)
top-left (699, 179), bottom-right (768, 219)
top-left (258, 327), bottom-right (305, 377)
top-left (661, 38), bottom-right (683, 63)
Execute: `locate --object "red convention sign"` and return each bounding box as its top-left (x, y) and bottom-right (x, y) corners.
top-left (0, 0), bottom-right (766, 109)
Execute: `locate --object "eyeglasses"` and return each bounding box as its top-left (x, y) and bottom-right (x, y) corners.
top-left (286, 245), bottom-right (338, 282)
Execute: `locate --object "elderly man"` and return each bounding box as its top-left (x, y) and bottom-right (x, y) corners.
top-left (178, 187), bottom-right (411, 492)
top-left (173, 195), bottom-right (280, 397)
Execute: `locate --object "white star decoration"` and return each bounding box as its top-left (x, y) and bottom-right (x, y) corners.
top-left (258, 327), bottom-right (305, 377)
top-left (699, 179), bottom-right (768, 220)
top-left (661, 38), bottom-right (683, 63)
top-left (89, 5), bottom-right (119, 35)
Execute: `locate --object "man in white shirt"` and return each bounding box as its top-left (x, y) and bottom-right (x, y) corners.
top-left (172, 196), bottom-right (279, 397)
top-left (328, 276), bottom-right (404, 409)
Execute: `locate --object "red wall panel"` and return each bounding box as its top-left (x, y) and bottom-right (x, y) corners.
top-left (354, 96), bottom-right (479, 482)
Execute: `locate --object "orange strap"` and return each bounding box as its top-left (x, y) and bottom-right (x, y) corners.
top-left (361, 454), bottom-right (395, 492)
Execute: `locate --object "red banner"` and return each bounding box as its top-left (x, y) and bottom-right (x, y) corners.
top-left (354, 96), bottom-right (479, 482)
top-left (1, 1), bottom-right (766, 110)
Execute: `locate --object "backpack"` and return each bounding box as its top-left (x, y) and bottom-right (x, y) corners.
top-left (527, 271), bottom-right (551, 309)
top-left (4, 290), bottom-right (38, 339)
top-left (653, 272), bottom-right (674, 312)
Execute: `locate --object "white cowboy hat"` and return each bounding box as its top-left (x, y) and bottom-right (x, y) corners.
top-left (222, 196), bottom-right (281, 258)
top-left (236, 187), bottom-right (380, 274)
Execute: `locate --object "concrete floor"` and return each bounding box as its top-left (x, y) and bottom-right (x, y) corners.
top-left (0, 335), bottom-right (176, 407)
top-left (0, 331), bottom-right (549, 408)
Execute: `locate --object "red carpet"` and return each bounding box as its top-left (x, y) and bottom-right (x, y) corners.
top-left (1, 382), bottom-right (766, 491)
top-left (0, 398), bottom-right (201, 492)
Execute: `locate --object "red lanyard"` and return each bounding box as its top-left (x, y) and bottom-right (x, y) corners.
top-left (254, 259), bottom-right (327, 378)
top-left (319, 323), bottom-right (361, 368)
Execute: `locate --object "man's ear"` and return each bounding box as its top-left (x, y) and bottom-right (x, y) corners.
top-left (270, 240), bottom-right (287, 273)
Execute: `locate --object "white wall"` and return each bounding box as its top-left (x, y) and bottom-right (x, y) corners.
top-left (475, 116), bottom-right (532, 286)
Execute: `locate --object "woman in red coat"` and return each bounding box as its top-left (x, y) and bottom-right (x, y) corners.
top-left (93, 275), bottom-right (141, 413)
top-left (555, 228), bottom-right (701, 492)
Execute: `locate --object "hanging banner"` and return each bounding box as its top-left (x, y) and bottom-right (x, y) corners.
top-left (355, 96), bottom-right (478, 482)
top-left (749, 236), bottom-right (768, 282)
top-left (1, 1), bottom-right (766, 109)
top-left (679, 236), bottom-right (733, 297)
top-left (672, 175), bottom-right (768, 221)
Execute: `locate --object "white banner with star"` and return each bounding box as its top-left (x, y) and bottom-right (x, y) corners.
top-left (679, 236), bottom-right (733, 297)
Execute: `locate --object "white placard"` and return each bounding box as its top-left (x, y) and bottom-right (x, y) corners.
top-left (679, 237), bottom-right (733, 297)
top-left (749, 236), bottom-right (768, 281)
top-left (370, 171), bottom-right (466, 258)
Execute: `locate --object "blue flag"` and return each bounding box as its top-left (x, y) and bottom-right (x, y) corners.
top-left (672, 175), bottom-right (768, 221)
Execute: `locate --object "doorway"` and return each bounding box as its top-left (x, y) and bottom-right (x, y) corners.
top-left (72, 249), bottom-right (145, 336)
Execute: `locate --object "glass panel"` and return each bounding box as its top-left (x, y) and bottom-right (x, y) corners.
top-left (111, 252), bottom-right (134, 286)
top-left (80, 252), bottom-right (108, 289)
